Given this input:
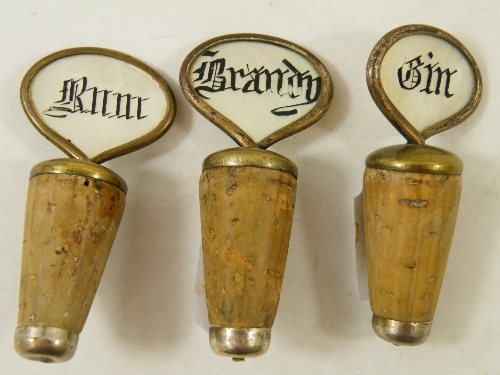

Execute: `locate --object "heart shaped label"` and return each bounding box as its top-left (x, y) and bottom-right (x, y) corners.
top-left (367, 25), bottom-right (482, 144)
top-left (180, 34), bottom-right (333, 148)
top-left (21, 47), bottom-right (176, 164)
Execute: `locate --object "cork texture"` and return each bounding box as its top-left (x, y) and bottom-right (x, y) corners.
top-left (18, 173), bottom-right (126, 333)
top-left (200, 166), bottom-right (296, 328)
top-left (363, 167), bottom-right (461, 322)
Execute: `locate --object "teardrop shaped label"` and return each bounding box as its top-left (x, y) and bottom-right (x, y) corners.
top-left (21, 48), bottom-right (175, 163)
top-left (367, 25), bottom-right (481, 143)
top-left (180, 34), bottom-right (333, 148)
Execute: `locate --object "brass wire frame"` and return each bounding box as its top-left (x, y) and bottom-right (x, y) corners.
top-left (179, 33), bottom-right (333, 149)
top-left (366, 24), bottom-right (482, 145)
top-left (21, 47), bottom-right (176, 164)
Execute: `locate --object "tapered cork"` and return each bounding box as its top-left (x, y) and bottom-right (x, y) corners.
top-left (363, 166), bottom-right (461, 323)
top-left (18, 161), bottom-right (126, 333)
top-left (200, 149), bottom-right (297, 328)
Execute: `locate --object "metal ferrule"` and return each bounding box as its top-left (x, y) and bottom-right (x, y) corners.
top-left (209, 327), bottom-right (271, 360)
top-left (372, 314), bottom-right (432, 346)
top-left (30, 158), bottom-right (127, 194)
top-left (14, 325), bottom-right (79, 363)
top-left (202, 148), bottom-right (298, 178)
top-left (366, 144), bottom-right (463, 175)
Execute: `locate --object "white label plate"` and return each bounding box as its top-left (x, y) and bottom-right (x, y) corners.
top-left (180, 34), bottom-right (333, 148)
top-left (367, 25), bottom-right (481, 143)
top-left (22, 48), bottom-right (175, 163)
top-left (381, 34), bottom-right (475, 134)
top-left (189, 41), bottom-right (321, 143)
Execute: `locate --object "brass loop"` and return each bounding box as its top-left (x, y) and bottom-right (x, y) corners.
top-left (366, 24), bottom-right (482, 144)
top-left (180, 33), bottom-right (333, 149)
top-left (202, 148), bottom-right (298, 178)
top-left (30, 158), bottom-right (128, 194)
top-left (366, 144), bottom-right (463, 175)
top-left (20, 47), bottom-right (176, 164)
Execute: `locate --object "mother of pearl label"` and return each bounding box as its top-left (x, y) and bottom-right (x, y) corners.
top-left (189, 41), bottom-right (322, 144)
top-left (27, 52), bottom-right (170, 161)
top-left (380, 34), bottom-right (475, 134)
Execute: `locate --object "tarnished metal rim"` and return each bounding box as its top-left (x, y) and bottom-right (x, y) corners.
top-left (30, 158), bottom-right (128, 194)
top-left (202, 148), bottom-right (298, 178)
top-left (366, 24), bottom-right (482, 144)
top-left (366, 144), bottom-right (463, 175)
top-left (20, 47), bottom-right (176, 164)
top-left (180, 33), bottom-right (333, 149)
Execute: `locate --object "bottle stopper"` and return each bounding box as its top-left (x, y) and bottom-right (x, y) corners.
top-left (363, 24), bottom-right (481, 345)
top-left (15, 47), bottom-right (175, 362)
top-left (180, 33), bottom-right (333, 359)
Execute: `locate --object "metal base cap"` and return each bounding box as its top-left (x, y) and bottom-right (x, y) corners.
top-left (372, 314), bottom-right (432, 346)
top-left (209, 327), bottom-right (271, 360)
top-left (14, 325), bottom-right (79, 363)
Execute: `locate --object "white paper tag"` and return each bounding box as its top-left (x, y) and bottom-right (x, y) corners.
top-left (191, 246), bottom-right (210, 333)
top-left (354, 191), bottom-right (369, 301)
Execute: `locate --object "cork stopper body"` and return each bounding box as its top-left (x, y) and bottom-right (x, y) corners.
top-left (200, 165), bottom-right (296, 328)
top-left (18, 173), bottom-right (126, 333)
top-left (363, 167), bottom-right (461, 322)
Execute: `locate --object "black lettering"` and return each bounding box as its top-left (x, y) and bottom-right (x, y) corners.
top-left (420, 63), bottom-right (438, 94)
top-left (114, 93), bottom-right (124, 118)
top-left (242, 66), bottom-right (270, 94)
top-left (101, 90), bottom-right (112, 116)
top-left (433, 68), bottom-right (457, 98)
top-left (194, 58), bottom-right (227, 99)
top-left (398, 56), bottom-right (424, 90)
top-left (89, 87), bottom-right (99, 115)
top-left (137, 97), bottom-right (148, 119)
top-left (54, 79), bottom-right (74, 104)
top-left (44, 78), bottom-right (148, 121)
top-left (396, 52), bottom-right (458, 99)
top-left (190, 55), bottom-right (322, 117)
top-left (124, 95), bottom-right (136, 120)
top-left (72, 78), bottom-right (87, 112)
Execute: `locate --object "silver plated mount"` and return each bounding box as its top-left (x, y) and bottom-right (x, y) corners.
top-left (209, 327), bottom-right (271, 360)
top-left (14, 325), bottom-right (79, 363)
top-left (372, 314), bottom-right (432, 346)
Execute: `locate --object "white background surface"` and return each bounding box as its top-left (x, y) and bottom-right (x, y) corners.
top-left (1, 1), bottom-right (499, 374)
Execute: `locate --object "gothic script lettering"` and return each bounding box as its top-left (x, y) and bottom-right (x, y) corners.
top-left (43, 77), bottom-right (149, 120)
top-left (192, 50), bottom-right (322, 116)
top-left (398, 52), bottom-right (457, 98)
